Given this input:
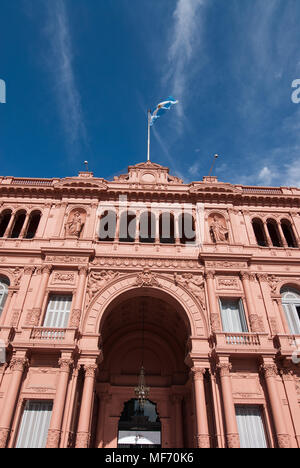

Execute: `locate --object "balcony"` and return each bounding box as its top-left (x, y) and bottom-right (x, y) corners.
top-left (12, 326), bottom-right (79, 351)
top-left (213, 332), bottom-right (275, 356)
top-left (274, 334), bottom-right (300, 360)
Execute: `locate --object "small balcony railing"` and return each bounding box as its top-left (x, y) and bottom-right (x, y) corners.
top-left (274, 334), bottom-right (300, 358)
top-left (30, 327), bottom-right (66, 341)
top-left (213, 332), bottom-right (274, 355)
top-left (12, 326), bottom-right (78, 348)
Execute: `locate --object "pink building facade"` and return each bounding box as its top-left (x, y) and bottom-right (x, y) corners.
top-left (0, 161), bottom-right (299, 449)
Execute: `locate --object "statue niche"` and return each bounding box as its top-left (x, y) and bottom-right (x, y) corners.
top-left (209, 214), bottom-right (229, 244)
top-left (65, 209), bottom-right (86, 238)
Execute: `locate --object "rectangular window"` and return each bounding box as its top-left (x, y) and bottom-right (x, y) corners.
top-left (43, 295), bottom-right (72, 328)
top-left (283, 303), bottom-right (300, 335)
top-left (220, 298), bottom-right (248, 333)
top-left (236, 405), bottom-right (268, 448)
top-left (15, 400), bottom-right (53, 448)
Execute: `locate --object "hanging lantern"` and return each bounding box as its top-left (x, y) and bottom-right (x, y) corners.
top-left (134, 366), bottom-right (149, 408)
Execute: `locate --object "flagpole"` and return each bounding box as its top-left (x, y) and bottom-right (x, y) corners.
top-left (147, 109), bottom-right (151, 162)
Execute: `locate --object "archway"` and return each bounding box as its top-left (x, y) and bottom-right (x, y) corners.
top-left (94, 291), bottom-right (195, 448)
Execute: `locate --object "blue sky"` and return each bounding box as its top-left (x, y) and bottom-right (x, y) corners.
top-left (0, 0), bottom-right (300, 186)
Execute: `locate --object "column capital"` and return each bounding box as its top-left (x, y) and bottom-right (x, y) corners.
top-left (190, 367), bottom-right (206, 381)
top-left (84, 363), bottom-right (98, 378)
top-left (260, 363), bottom-right (278, 378)
top-left (279, 367), bottom-right (294, 381)
top-left (205, 270), bottom-right (215, 280)
top-left (240, 271), bottom-right (255, 281)
top-left (78, 265), bottom-right (88, 275)
top-left (58, 358), bottom-right (74, 372)
top-left (10, 356), bottom-right (29, 372)
top-left (217, 362), bottom-right (232, 377)
top-left (41, 264), bottom-right (52, 275)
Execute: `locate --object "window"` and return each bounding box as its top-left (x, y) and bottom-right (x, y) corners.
top-left (178, 213), bottom-right (196, 244)
top-left (266, 219), bottom-right (282, 247)
top-left (9, 211), bottom-right (26, 239)
top-left (252, 219), bottom-right (267, 247)
top-left (220, 298), bottom-right (248, 333)
top-left (236, 406), bottom-right (268, 448)
top-left (159, 212), bottom-right (175, 244)
top-left (25, 211), bottom-right (41, 239)
top-left (98, 210), bottom-right (116, 241)
top-left (119, 211), bottom-right (136, 242)
top-left (0, 277), bottom-right (9, 317)
top-left (139, 212), bottom-right (155, 243)
top-left (281, 288), bottom-right (300, 335)
top-left (43, 295), bottom-right (72, 328)
top-left (0, 210), bottom-right (12, 237)
top-left (281, 220), bottom-right (297, 248)
top-left (15, 400), bottom-right (53, 448)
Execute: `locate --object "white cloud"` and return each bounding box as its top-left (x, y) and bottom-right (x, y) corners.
top-left (44, 0), bottom-right (87, 153)
top-left (258, 166), bottom-right (274, 186)
top-left (164, 0), bottom-right (207, 124)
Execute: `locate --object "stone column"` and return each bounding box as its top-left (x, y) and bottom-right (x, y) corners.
top-left (280, 369), bottom-right (300, 447)
top-left (155, 211), bottom-right (160, 244)
top-left (171, 394), bottom-right (183, 448)
top-left (19, 212), bottom-right (30, 238)
top-left (29, 265), bottom-right (51, 326)
top-left (260, 362), bottom-right (290, 448)
top-left (240, 271), bottom-right (261, 332)
top-left (95, 393), bottom-right (110, 448)
top-left (277, 222), bottom-right (288, 247)
top-left (3, 213), bottom-right (15, 238)
top-left (191, 367), bottom-right (210, 448)
top-left (205, 271), bottom-right (221, 332)
top-left (69, 266), bottom-right (88, 328)
top-left (0, 356), bottom-right (28, 448)
top-left (46, 358), bottom-right (73, 448)
top-left (263, 221), bottom-right (272, 247)
top-left (217, 362), bottom-right (240, 448)
top-left (75, 363), bottom-right (98, 448)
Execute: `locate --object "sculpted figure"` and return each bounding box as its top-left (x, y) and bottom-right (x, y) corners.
top-left (174, 273), bottom-right (206, 310)
top-left (210, 216), bottom-right (228, 243)
top-left (65, 211), bottom-right (84, 237)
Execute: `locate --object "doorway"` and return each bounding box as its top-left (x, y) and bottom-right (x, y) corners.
top-left (118, 399), bottom-right (161, 448)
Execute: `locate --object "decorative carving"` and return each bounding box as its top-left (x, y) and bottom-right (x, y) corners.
top-left (58, 358), bottom-right (74, 372)
top-left (46, 429), bottom-right (61, 449)
top-left (90, 256), bottom-right (201, 270)
top-left (260, 363), bottom-right (278, 378)
top-left (226, 433), bottom-right (240, 449)
top-left (217, 277), bottom-right (240, 290)
top-left (270, 317), bottom-right (279, 335)
top-left (209, 215), bottom-right (229, 243)
top-left (75, 431), bottom-right (90, 449)
top-left (26, 307), bottom-right (41, 326)
top-left (277, 434), bottom-right (291, 449)
top-left (206, 261), bottom-right (247, 270)
top-left (249, 314), bottom-right (263, 333)
top-left (87, 270), bottom-right (119, 305)
top-left (191, 367), bottom-right (206, 381)
top-left (10, 357), bottom-right (29, 372)
top-left (65, 210), bottom-right (85, 238)
top-left (174, 273), bottom-right (206, 310)
top-left (0, 428), bottom-right (10, 449)
top-left (195, 434), bottom-right (210, 448)
top-left (13, 267), bottom-right (23, 287)
top-left (84, 364), bottom-right (98, 378)
top-left (69, 308), bottom-right (81, 328)
top-left (268, 275), bottom-right (280, 294)
top-left (136, 268), bottom-right (160, 288)
top-left (45, 256), bottom-right (88, 264)
top-left (211, 313), bottom-right (222, 333)
top-left (51, 272), bottom-right (75, 284)
top-left (217, 362), bottom-right (232, 377)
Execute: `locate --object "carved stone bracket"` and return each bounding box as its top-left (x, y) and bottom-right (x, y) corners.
top-left (136, 268), bottom-right (160, 288)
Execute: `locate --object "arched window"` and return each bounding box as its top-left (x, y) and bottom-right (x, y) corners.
top-left (159, 212), bottom-right (175, 243)
top-left (9, 211), bottom-right (26, 239)
top-left (266, 219), bottom-right (282, 247)
top-left (0, 277), bottom-right (9, 317)
top-left (178, 213), bottom-right (196, 244)
top-left (98, 210), bottom-right (116, 241)
top-left (281, 287), bottom-right (300, 335)
top-left (119, 211), bottom-right (136, 242)
top-left (252, 219), bottom-right (267, 247)
top-left (25, 211), bottom-right (41, 239)
top-left (281, 220), bottom-right (298, 248)
top-left (0, 210), bottom-right (12, 237)
top-left (139, 212), bottom-right (155, 243)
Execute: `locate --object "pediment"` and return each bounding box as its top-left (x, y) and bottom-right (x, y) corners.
top-left (113, 161), bottom-right (183, 185)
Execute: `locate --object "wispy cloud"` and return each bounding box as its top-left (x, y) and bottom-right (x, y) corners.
top-left (164, 0), bottom-right (207, 125)
top-left (44, 0), bottom-right (87, 155)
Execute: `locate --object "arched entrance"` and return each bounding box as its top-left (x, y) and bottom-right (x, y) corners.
top-left (118, 399), bottom-right (161, 448)
top-left (94, 291), bottom-right (195, 448)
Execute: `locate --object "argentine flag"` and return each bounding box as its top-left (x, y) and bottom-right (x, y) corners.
top-left (150, 97), bottom-right (178, 126)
